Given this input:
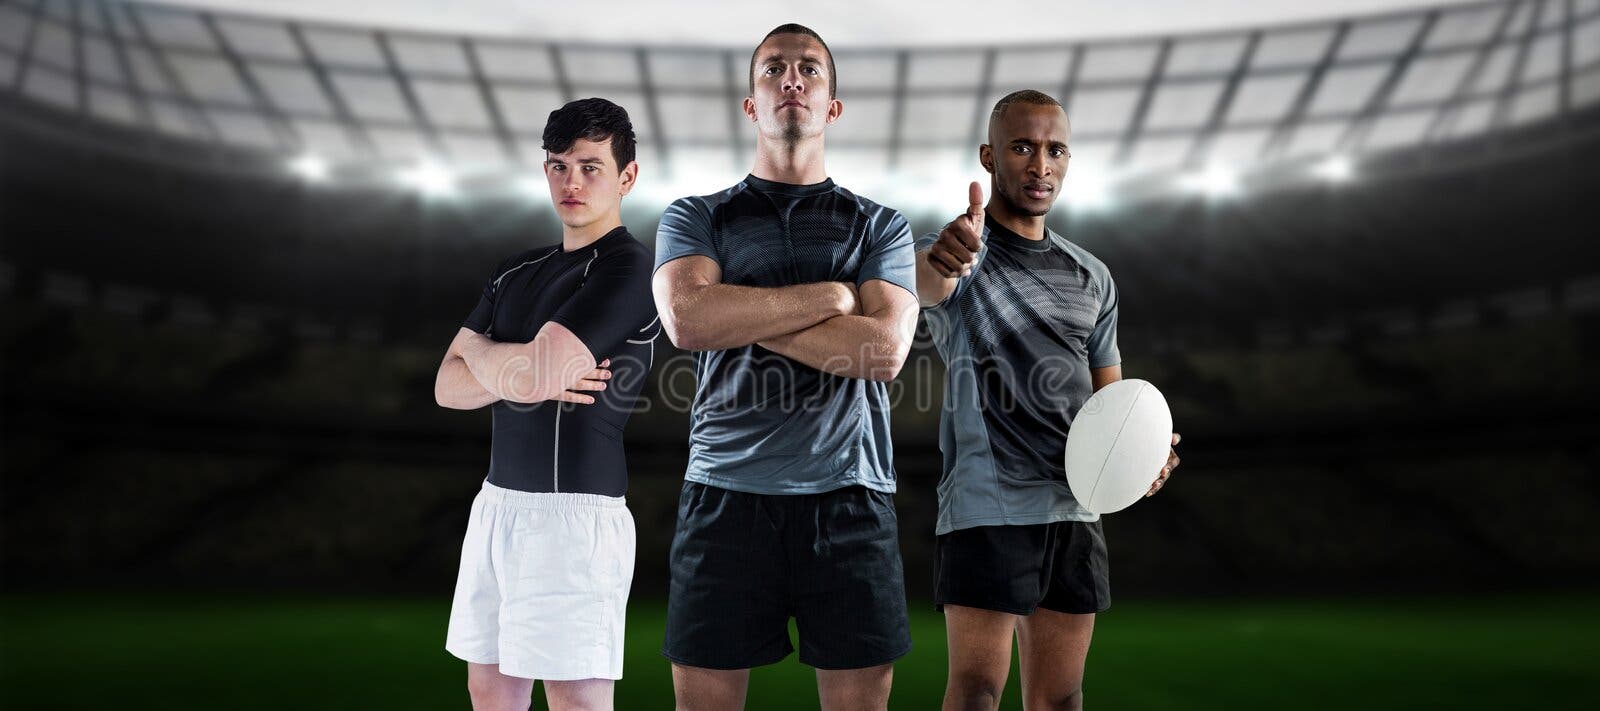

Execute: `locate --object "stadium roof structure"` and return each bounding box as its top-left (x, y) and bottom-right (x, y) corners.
top-left (1, 0), bottom-right (1597, 212)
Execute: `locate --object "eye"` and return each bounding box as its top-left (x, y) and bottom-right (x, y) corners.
top-left (551, 164), bottom-right (565, 171)
top-left (803, 66), bottom-right (818, 75)
top-left (1013, 145), bottom-right (1031, 154)
top-left (1049, 148), bottom-right (1066, 158)
top-left (766, 66), bottom-right (781, 75)
top-left (583, 165), bottom-right (597, 172)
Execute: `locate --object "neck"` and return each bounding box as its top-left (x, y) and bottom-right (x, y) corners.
top-left (986, 193), bottom-right (1047, 240)
top-left (562, 212), bottom-right (622, 251)
top-left (751, 133), bottom-right (828, 185)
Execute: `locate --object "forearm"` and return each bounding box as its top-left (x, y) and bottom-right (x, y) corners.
top-left (459, 335), bottom-right (548, 403)
top-left (459, 328), bottom-right (597, 404)
top-left (759, 312), bottom-right (912, 382)
top-left (435, 356), bottom-right (500, 410)
top-left (666, 281), bottom-right (848, 351)
top-left (914, 247), bottom-right (959, 307)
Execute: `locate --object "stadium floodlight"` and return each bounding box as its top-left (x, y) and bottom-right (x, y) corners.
top-left (1180, 165), bottom-right (1239, 198)
top-left (289, 154), bottom-right (327, 182)
top-left (1313, 155), bottom-right (1355, 183)
top-left (399, 161), bottom-right (455, 196)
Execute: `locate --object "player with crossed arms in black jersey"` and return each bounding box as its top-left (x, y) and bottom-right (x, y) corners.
top-left (434, 98), bottom-right (661, 711)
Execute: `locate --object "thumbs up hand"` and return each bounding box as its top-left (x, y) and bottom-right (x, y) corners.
top-left (926, 181), bottom-right (986, 278)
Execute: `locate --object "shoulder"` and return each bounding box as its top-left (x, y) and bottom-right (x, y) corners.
top-left (661, 183), bottom-right (749, 233)
top-left (605, 231), bottom-right (656, 270)
top-left (491, 246), bottom-right (560, 286)
top-left (672, 183), bottom-right (748, 214)
top-left (834, 184), bottom-right (910, 235)
top-left (1051, 233), bottom-right (1112, 279)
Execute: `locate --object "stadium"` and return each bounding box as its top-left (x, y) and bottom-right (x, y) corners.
top-left (1, 0), bottom-right (1597, 707)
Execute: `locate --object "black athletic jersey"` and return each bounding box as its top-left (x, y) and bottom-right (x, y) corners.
top-left (462, 226), bottom-right (661, 496)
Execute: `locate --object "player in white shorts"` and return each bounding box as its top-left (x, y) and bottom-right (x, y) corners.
top-left (433, 97), bottom-right (660, 710)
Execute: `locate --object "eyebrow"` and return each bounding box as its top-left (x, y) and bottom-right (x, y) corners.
top-left (544, 157), bottom-right (607, 164)
top-left (1009, 139), bottom-right (1070, 149)
top-left (761, 52), bottom-right (824, 66)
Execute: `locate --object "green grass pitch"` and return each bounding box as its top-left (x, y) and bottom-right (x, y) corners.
top-left (3, 595), bottom-right (1596, 709)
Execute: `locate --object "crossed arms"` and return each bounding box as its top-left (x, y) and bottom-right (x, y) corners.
top-left (434, 322), bottom-right (610, 410)
top-left (652, 255), bottom-right (917, 382)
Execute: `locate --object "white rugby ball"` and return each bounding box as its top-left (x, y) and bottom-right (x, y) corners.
top-left (1064, 379), bottom-right (1172, 515)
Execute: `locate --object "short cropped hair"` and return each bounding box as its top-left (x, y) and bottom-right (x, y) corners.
top-left (989, 89), bottom-right (1063, 126)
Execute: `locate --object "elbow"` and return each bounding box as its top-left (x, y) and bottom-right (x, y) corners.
top-left (861, 341), bottom-right (911, 382)
top-left (863, 358), bottom-right (906, 382)
top-left (661, 312), bottom-right (708, 352)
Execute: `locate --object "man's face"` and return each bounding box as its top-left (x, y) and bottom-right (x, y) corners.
top-left (543, 137), bottom-right (636, 228)
top-left (983, 103), bottom-right (1071, 217)
top-left (745, 33), bottom-right (841, 141)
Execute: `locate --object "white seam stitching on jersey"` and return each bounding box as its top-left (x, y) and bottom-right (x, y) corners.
top-left (552, 403), bottom-right (562, 493)
top-left (492, 249), bottom-right (558, 290)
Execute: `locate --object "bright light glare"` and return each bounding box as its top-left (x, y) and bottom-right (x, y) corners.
top-left (289, 154), bottom-right (327, 181)
top-left (1313, 155), bottom-right (1355, 182)
top-left (517, 175), bottom-right (547, 198)
top-left (1064, 168), bottom-right (1114, 211)
top-left (399, 162), bottom-right (455, 196)
top-left (1180, 165), bottom-right (1239, 197)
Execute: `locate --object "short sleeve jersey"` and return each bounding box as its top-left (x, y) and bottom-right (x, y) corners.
top-left (653, 174), bottom-right (916, 495)
top-left (917, 215), bottom-right (1121, 534)
top-left (463, 226), bottom-right (662, 496)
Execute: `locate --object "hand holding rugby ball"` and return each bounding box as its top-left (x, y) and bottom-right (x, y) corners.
top-left (1065, 379), bottom-right (1176, 514)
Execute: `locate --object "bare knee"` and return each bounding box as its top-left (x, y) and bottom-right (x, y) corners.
top-left (1025, 684), bottom-right (1083, 711)
top-left (466, 668), bottom-right (530, 711)
top-left (946, 668), bottom-right (1006, 711)
top-left (467, 681), bottom-right (527, 711)
top-left (545, 679), bottom-right (613, 711)
top-left (818, 663), bottom-right (893, 711)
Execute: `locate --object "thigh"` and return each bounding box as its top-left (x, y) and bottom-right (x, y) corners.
top-left (943, 604), bottom-right (1019, 685)
top-left (1015, 608), bottom-right (1096, 710)
top-left (1037, 521), bottom-right (1111, 615)
top-left (672, 663), bottom-right (750, 711)
top-left (816, 663), bottom-right (894, 711)
top-left (792, 487), bottom-right (911, 670)
top-left (662, 482), bottom-right (793, 669)
top-left (543, 679), bottom-right (613, 711)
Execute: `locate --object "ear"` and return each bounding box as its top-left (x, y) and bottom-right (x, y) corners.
top-left (742, 95), bottom-right (758, 123)
top-left (824, 97), bottom-right (844, 125)
top-left (618, 160), bottom-right (639, 197)
top-left (978, 144), bottom-right (994, 174)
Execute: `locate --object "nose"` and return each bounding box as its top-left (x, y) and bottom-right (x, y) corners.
top-left (1028, 151), bottom-right (1050, 178)
top-left (782, 67), bottom-right (805, 94)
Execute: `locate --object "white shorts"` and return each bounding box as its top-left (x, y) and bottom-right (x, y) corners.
top-left (445, 481), bottom-right (635, 680)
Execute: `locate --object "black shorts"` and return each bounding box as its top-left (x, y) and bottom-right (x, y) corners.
top-left (934, 520), bottom-right (1111, 616)
top-left (662, 481), bottom-right (912, 670)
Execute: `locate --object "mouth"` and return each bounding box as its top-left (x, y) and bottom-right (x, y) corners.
top-left (1023, 183), bottom-right (1054, 199)
top-left (778, 100), bottom-right (805, 110)
top-left (559, 199), bottom-right (584, 207)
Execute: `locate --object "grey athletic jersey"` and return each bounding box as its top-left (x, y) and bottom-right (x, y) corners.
top-left (654, 174), bottom-right (917, 495)
top-left (918, 215), bottom-right (1121, 534)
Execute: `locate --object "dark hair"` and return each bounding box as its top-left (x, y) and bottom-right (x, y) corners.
top-left (748, 23), bottom-right (836, 98)
top-left (989, 89), bottom-right (1063, 126)
top-left (542, 97), bottom-right (636, 169)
